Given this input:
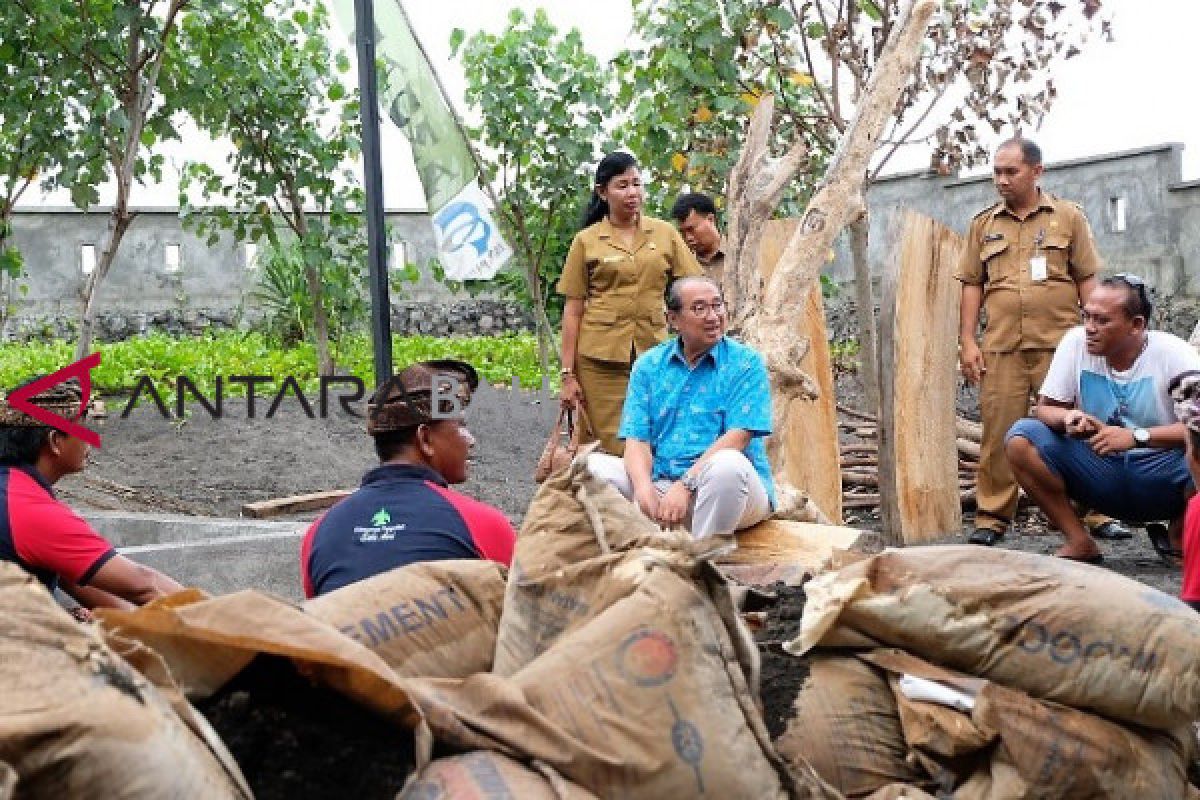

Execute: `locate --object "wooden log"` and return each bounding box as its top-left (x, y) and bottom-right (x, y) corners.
top-left (840, 443), bottom-right (879, 455)
top-left (957, 437), bottom-right (981, 460)
top-left (842, 471), bottom-right (878, 487)
top-left (242, 489), bottom-right (352, 519)
top-left (719, 519), bottom-right (878, 585)
top-left (877, 211), bottom-right (964, 544)
top-left (760, 220), bottom-right (843, 523)
top-left (956, 416), bottom-right (982, 442)
top-left (840, 457), bottom-right (878, 468)
top-left (837, 404), bottom-right (878, 423)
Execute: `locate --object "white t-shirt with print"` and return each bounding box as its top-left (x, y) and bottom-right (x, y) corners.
top-left (1040, 327), bottom-right (1200, 429)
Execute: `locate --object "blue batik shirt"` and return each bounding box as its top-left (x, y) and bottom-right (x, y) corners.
top-left (618, 335), bottom-right (776, 507)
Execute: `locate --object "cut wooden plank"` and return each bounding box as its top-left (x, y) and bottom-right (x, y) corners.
top-left (718, 519), bottom-right (878, 586)
top-left (241, 489), bottom-right (352, 519)
top-left (758, 219), bottom-right (843, 523)
top-left (877, 211), bottom-right (964, 544)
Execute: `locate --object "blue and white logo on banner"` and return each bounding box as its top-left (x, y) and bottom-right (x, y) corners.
top-left (433, 184), bottom-right (512, 281)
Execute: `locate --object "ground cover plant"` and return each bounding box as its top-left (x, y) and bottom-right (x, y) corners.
top-left (0, 331), bottom-right (551, 397)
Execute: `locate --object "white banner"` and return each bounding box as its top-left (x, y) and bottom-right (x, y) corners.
top-left (432, 183), bottom-right (512, 281)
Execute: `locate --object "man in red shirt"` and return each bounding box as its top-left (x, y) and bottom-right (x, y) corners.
top-left (301, 360), bottom-right (515, 598)
top-left (0, 379), bottom-right (183, 612)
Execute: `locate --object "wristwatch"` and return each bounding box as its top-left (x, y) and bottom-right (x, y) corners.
top-left (1133, 427), bottom-right (1151, 446)
top-left (680, 472), bottom-right (700, 492)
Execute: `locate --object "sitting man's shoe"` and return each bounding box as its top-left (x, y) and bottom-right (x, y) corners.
top-left (1146, 522), bottom-right (1184, 567)
top-left (967, 527), bottom-right (1006, 546)
top-left (1090, 520), bottom-right (1134, 540)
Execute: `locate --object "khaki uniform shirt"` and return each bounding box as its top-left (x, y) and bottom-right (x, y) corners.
top-left (558, 216), bottom-right (702, 363)
top-left (697, 238), bottom-right (727, 288)
top-left (955, 191), bottom-right (1101, 352)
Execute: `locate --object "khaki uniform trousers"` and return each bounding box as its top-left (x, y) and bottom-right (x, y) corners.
top-left (977, 350), bottom-right (1109, 532)
top-left (576, 353), bottom-right (634, 456)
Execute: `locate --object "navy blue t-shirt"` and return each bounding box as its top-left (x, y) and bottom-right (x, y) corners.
top-left (301, 463), bottom-right (514, 598)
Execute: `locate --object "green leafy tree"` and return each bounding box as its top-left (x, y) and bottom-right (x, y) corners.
top-left (0, 6), bottom-right (81, 329)
top-left (10, 0), bottom-right (202, 359)
top-left (452, 8), bottom-right (615, 374)
top-left (176, 0), bottom-right (365, 374)
top-left (615, 0), bottom-right (829, 214)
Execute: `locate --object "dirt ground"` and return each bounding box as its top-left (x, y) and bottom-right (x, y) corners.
top-left (68, 369), bottom-right (1182, 597)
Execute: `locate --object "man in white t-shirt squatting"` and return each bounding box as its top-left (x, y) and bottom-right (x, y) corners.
top-left (1006, 274), bottom-right (1200, 564)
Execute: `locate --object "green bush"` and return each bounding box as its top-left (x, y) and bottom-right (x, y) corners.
top-left (0, 331), bottom-right (554, 400)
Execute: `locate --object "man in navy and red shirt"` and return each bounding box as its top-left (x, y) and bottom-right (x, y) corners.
top-left (301, 359), bottom-right (515, 598)
top-left (1, 378), bottom-right (184, 613)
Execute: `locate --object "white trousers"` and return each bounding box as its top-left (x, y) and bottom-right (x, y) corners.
top-left (586, 449), bottom-right (771, 539)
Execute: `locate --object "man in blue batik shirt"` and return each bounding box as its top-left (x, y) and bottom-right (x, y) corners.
top-left (587, 276), bottom-right (775, 539)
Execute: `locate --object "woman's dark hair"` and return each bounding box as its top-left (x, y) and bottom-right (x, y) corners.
top-left (580, 151), bottom-right (638, 230)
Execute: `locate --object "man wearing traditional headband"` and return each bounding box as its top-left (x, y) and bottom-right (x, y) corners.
top-left (0, 377), bottom-right (184, 613)
top-left (1005, 276), bottom-right (1200, 564)
top-left (301, 360), bottom-right (515, 598)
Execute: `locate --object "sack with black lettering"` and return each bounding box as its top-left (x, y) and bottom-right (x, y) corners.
top-left (399, 751), bottom-right (596, 799)
top-left (305, 559), bottom-right (506, 678)
top-left (494, 450), bottom-right (720, 676)
top-left (790, 545), bottom-right (1200, 730)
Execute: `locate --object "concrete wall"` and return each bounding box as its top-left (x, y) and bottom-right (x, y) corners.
top-left (2, 206), bottom-right (538, 339)
top-left (830, 143), bottom-right (1197, 296)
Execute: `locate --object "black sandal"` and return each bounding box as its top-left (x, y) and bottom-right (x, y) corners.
top-left (1146, 522), bottom-right (1184, 566)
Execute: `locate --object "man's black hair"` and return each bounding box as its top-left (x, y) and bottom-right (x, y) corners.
top-left (0, 374), bottom-right (56, 466)
top-left (0, 427), bottom-right (50, 466)
top-left (670, 192), bottom-right (718, 224)
top-left (1100, 274), bottom-right (1153, 320)
top-left (373, 426), bottom-right (420, 462)
top-left (997, 137), bottom-right (1043, 167)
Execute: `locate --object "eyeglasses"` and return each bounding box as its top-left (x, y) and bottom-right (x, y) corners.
top-left (1112, 272), bottom-right (1151, 317)
top-left (686, 300), bottom-right (727, 317)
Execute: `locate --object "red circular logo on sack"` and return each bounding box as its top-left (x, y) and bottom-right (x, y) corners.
top-left (617, 628), bottom-right (679, 687)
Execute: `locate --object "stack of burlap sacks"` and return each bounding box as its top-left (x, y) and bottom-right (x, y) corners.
top-left (0, 454), bottom-right (835, 799)
top-left (5, 449), bottom-right (1200, 799)
top-left (772, 545), bottom-right (1200, 799)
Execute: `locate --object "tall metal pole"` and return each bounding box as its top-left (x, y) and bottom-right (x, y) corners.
top-left (353, 0), bottom-right (393, 387)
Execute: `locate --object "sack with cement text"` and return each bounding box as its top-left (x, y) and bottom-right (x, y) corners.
top-left (494, 450), bottom-right (724, 675)
top-left (776, 652), bottom-right (928, 797)
top-left (406, 556), bottom-right (833, 799)
top-left (790, 545), bottom-right (1200, 729)
top-left (865, 648), bottom-right (1193, 799)
top-left (0, 564), bottom-right (249, 798)
top-left (305, 559), bottom-right (505, 678)
top-left (399, 751), bottom-right (597, 799)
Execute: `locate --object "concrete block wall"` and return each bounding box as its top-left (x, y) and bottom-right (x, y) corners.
top-left (829, 143), bottom-right (1198, 297)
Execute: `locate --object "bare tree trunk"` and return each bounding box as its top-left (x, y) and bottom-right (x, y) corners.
top-left (849, 211), bottom-right (880, 415)
top-left (525, 263), bottom-right (553, 381)
top-left (723, 0), bottom-right (937, 523)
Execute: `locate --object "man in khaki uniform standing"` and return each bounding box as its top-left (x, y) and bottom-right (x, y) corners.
top-left (671, 192), bottom-right (726, 285)
top-left (958, 137), bottom-right (1131, 545)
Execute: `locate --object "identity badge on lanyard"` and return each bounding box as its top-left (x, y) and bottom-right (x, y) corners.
top-left (1030, 228), bottom-right (1047, 282)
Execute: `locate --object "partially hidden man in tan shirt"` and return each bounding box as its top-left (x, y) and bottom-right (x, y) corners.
top-left (956, 137), bottom-right (1126, 545)
top-left (557, 215), bottom-right (700, 454)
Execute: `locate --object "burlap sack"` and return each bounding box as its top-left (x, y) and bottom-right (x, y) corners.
top-left (777, 653), bottom-right (927, 797)
top-left (790, 545), bottom-right (1200, 729)
top-left (0, 564), bottom-right (249, 798)
top-left (406, 557), bottom-right (835, 799)
top-left (494, 449), bottom-right (724, 676)
top-left (863, 786), bottom-right (938, 800)
top-left (399, 751), bottom-right (597, 799)
top-left (864, 649), bottom-right (1192, 800)
top-left (305, 559), bottom-right (506, 678)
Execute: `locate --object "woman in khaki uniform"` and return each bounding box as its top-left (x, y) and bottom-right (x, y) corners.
top-left (558, 152), bottom-right (702, 455)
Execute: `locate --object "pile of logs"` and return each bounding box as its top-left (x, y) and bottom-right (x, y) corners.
top-left (838, 405), bottom-right (982, 511)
